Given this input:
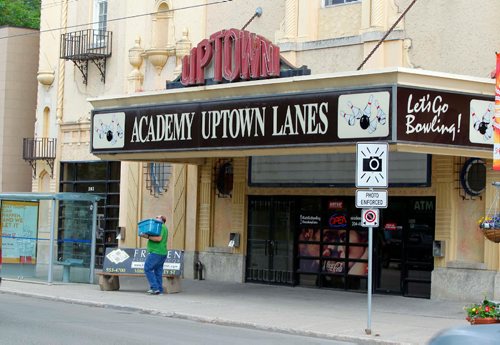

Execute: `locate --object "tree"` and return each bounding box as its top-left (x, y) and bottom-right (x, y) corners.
top-left (0, 0), bottom-right (41, 30)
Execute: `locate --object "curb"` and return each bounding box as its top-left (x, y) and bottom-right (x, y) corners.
top-left (0, 288), bottom-right (411, 345)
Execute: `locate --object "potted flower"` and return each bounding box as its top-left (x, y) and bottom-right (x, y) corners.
top-left (478, 216), bottom-right (500, 243)
top-left (464, 298), bottom-right (500, 324)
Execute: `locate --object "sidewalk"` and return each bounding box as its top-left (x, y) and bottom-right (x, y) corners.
top-left (0, 277), bottom-right (469, 345)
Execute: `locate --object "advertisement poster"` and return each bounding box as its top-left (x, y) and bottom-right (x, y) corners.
top-left (0, 200), bottom-right (39, 264)
top-left (298, 228), bottom-right (320, 272)
top-left (102, 248), bottom-right (183, 276)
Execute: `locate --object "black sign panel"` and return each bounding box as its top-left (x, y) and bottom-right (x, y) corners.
top-left (397, 87), bottom-right (493, 148)
top-left (91, 88), bottom-right (392, 153)
top-left (102, 248), bottom-right (183, 276)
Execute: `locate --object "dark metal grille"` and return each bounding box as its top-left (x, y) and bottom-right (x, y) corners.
top-left (23, 138), bottom-right (57, 160)
top-left (60, 29), bottom-right (112, 84)
top-left (23, 137), bottom-right (57, 177)
top-left (143, 162), bottom-right (172, 197)
top-left (60, 29), bottom-right (112, 60)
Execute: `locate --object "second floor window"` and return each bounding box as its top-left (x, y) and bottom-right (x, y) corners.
top-left (325, 0), bottom-right (359, 6)
top-left (93, 0), bottom-right (108, 46)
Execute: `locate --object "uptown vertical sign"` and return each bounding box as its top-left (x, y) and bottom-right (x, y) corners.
top-left (181, 28), bottom-right (280, 86)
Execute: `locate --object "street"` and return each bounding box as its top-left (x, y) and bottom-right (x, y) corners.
top-left (0, 294), bottom-right (356, 345)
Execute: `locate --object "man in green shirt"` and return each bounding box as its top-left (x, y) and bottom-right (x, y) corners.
top-left (140, 215), bottom-right (168, 295)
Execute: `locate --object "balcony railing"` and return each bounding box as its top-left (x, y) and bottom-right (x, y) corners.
top-left (23, 138), bottom-right (57, 177)
top-left (60, 29), bottom-right (112, 84)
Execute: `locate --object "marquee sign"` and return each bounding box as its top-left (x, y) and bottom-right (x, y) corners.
top-left (91, 86), bottom-right (494, 155)
top-left (91, 89), bottom-right (392, 153)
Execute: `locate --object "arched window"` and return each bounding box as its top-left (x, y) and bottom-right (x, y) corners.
top-left (43, 106), bottom-right (50, 138)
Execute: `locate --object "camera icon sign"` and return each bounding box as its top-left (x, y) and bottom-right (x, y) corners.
top-left (356, 142), bottom-right (388, 188)
top-left (363, 156), bottom-right (382, 172)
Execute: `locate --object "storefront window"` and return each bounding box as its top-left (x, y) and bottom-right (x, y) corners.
top-left (248, 195), bottom-right (435, 297)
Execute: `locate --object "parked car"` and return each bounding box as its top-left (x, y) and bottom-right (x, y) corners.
top-left (428, 324), bottom-right (500, 345)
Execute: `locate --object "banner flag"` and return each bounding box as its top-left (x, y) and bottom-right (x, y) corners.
top-left (493, 53), bottom-right (500, 170)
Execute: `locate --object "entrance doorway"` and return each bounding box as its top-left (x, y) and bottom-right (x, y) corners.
top-left (246, 197), bottom-right (295, 285)
top-left (375, 197), bottom-right (435, 298)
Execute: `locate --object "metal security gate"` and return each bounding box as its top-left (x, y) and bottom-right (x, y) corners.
top-left (246, 197), bottom-right (295, 285)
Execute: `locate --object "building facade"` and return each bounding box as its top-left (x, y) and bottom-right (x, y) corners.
top-left (33, 0), bottom-right (500, 300)
top-left (0, 26), bottom-right (39, 193)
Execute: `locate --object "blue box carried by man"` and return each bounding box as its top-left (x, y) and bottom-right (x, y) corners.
top-left (138, 218), bottom-right (163, 236)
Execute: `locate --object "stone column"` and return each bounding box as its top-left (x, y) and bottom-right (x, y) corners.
top-left (284, 0), bottom-right (298, 41)
top-left (370, 0), bottom-right (385, 29)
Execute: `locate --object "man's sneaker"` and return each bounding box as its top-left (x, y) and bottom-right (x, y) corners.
top-left (146, 289), bottom-right (162, 295)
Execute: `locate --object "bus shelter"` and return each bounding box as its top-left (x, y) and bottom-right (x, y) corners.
top-left (0, 192), bottom-right (104, 284)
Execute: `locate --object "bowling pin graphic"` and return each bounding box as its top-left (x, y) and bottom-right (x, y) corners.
top-left (347, 101), bottom-right (362, 119)
top-left (341, 111), bottom-right (355, 126)
top-left (374, 100), bottom-right (387, 125)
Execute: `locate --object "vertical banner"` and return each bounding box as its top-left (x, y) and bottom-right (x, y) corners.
top-left (493, 53), bottom-right (500, 170)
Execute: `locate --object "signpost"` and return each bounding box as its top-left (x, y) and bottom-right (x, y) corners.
top-left (356, 142), bottom-right (388, 336)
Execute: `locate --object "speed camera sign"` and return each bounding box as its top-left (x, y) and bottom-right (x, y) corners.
top-left (356, 142), bottom-right (388, 188)
top-left (361, 209), bottom-right (379, 227)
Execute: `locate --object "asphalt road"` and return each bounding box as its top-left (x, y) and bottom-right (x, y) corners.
top-left (0, 294), bottom-right (357, 345)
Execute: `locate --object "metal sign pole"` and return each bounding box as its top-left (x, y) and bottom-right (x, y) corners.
top-left (365, 225), bottom-right (373, 335)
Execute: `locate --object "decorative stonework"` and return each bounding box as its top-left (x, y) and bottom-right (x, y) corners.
top-left (128, 37), bottom-right (145, 92)
top-left (37, 70), bottom-right (55, 87)
top-left (59, 121), bottom-right (95, 161)
top-left (143, 46), bottom-right (175, 75)
top-left (174, 28), bottom-right (191, 75)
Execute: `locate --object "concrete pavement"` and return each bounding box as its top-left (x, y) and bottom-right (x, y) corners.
top-left (0, 277), bottom-right (471, 345)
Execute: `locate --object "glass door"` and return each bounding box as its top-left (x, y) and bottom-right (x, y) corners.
top-left (375, 197), bottom-right (435, 298)
top-left (246, 197), bottom-right (294, 285)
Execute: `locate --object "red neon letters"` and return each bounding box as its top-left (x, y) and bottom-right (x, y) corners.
top-left (181, 28), bottom-right (281, 86)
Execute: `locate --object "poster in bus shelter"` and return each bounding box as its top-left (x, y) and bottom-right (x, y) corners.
top-left (0, 200), bottom-right (39, 264)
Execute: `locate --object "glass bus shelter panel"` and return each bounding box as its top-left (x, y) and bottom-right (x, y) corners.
top-left (56, 200), bottom-right (94, 283)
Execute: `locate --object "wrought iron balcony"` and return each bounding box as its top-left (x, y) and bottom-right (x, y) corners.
top-left (23, 138), bottom-right (57, 177)
top-left (60, 29), bottom-right (113, 84)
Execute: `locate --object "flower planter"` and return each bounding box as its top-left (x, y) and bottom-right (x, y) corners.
top-left (466, 317), bottom-right (500, 325)
top-left (482, 228), bottom-right (500, 243)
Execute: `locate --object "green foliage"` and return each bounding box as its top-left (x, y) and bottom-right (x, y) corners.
top-left (0, 0), bottom-right (41, 30)
top-left (464, 299), bottom-right (500, 320)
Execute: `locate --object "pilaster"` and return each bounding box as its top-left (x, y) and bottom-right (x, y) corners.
top-left (433, 155), bottom-right (457, 266)
top-left (172, 164), bottom-right (187, 250)
top-left (198, 158), bottom-right (214, 251)
top-left (230, 158), bottom-right (247, 255)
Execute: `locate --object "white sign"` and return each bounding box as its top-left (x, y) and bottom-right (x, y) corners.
top-left (356, 190), bottom-right (388, 208)
top-left (356, 142), bottom-right (389, 188)
top-left (93, 112), bottom-right (125, 149)
top-left (361, 209), bottom-right (379, 227)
